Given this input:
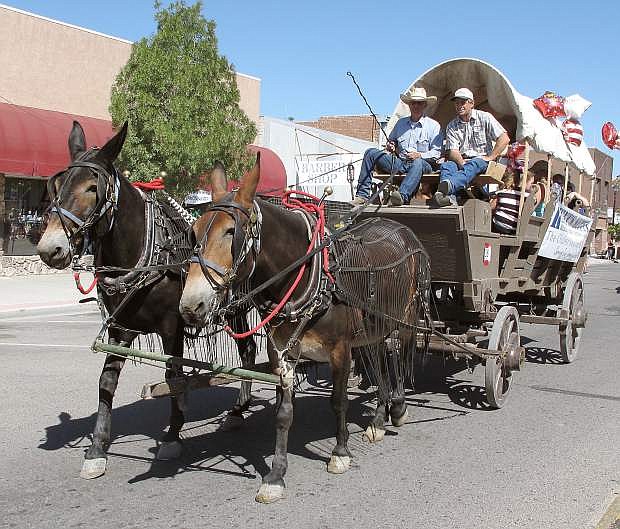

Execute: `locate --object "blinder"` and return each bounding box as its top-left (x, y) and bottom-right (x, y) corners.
top-left (47, 152), bottom-right (120, 258)
top-left (191, 194), bottom-right (261, 291)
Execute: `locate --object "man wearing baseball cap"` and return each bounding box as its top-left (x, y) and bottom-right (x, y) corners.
top-left (351, 86), bottom-right (442, 207)
top-left (434, 87), bottom-right (510, 207)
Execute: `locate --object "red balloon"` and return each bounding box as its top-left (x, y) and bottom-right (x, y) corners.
top-left (533, 91), bottom-right (566, 119)
top-left (602, 122), bottom-right (618, 149)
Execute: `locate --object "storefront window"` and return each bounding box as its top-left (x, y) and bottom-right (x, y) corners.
top-left (2, 177), bottom-right (48, 256)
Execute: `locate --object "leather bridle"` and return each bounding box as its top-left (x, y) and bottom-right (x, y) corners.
top-left (47, 150), bottom-right (120, 259)
top-left (190, 193), bottom-right (261, 292)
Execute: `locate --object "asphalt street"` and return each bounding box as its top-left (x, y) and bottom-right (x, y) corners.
top-left (0, 260), bottom-right (618, 529)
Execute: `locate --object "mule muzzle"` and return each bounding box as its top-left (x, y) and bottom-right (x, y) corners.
top-left (37, 232), bottom-right (72, 269)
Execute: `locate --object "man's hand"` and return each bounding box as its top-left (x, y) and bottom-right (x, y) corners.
top-left (481, 154), bottom-right (494, 162)
top-left (405, 151), bottom-right (422, 160)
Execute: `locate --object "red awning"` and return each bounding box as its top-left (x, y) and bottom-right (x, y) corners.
top-left (0, 102), bottom-right (288, 194)
top-left (246, 145), bottom-right (287, 197)
top-left (0, 102), bottom-right (115, 177)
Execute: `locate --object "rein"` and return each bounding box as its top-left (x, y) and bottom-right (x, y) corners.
top-left (224, 190), bottom-right (332, 339)
top-left (191, 190), bottom-right (333, 340)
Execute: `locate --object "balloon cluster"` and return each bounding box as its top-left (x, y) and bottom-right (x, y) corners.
top-left (533, 92), bottom-right (591, 147)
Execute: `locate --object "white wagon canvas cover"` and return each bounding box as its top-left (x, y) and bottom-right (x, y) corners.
top-left (387, 58), bottom-right (596, 175)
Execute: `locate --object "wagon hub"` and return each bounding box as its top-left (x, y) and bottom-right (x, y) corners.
top-left (504, 343), bottom-right (525, 372)
top-left (572, 302), bottom-right (587, 328)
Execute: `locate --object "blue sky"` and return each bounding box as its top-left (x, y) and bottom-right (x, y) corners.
top-left (4, 0), bottom-right (620, 172)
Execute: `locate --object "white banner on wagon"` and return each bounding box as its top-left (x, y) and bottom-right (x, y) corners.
top-left (538, 204), bottom-right (593, 262)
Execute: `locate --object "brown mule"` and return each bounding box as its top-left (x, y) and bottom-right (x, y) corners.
top-left (37, 122), bottom-right (258, 479)
top-left (180, 154), bottom-right (430, 502)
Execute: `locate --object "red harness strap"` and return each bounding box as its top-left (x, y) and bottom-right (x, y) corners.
top-left (73, 271), bottom-right (97, 294)
top-left (225, 190), bottom-right (333, 339)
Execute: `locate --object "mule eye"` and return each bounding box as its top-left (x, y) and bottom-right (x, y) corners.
top-left (87, 185), bottom-right (98, 193)
top-left (225, 227), bottom-right (235, 237)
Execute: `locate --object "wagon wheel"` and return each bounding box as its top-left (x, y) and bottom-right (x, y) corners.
top-left (484, 306), bottom-right (521, 409)
top-left (559, 272), bottom-right (586, 363)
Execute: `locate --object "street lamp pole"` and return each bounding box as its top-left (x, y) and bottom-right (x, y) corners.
top-left (612, 177), bottom-right (620, 226)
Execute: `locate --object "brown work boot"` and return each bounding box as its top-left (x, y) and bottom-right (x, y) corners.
top-left (388, 190), bottom-right (404, 206)
top-left (349, 196), bottom-right (366, 206)
top-left (433, 181), bottom-right (453, 207)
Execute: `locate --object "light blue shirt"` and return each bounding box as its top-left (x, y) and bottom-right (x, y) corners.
top-left (388, 115), bottom-right (442, 161)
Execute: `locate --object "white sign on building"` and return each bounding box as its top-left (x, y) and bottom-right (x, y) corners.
top-left (294, 154), bottom-right (359, 202)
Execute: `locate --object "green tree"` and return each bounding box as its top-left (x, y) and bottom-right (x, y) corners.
top-left (109, 1), bottom-right (256, 196)
top-left (608, 223), bottom-right (620, 241)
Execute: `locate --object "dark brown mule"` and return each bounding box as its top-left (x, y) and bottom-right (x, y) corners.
top-left (180, 155), bottom-right (430, 502)
top-left (37, 121), bottom-right (257, 479)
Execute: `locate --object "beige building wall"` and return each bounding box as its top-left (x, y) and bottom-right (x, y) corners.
top-left (0, 4), bottom-right (260, 123)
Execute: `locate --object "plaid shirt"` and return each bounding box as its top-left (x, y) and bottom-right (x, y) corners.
top-left (445, 109), bottom-right (506, 158)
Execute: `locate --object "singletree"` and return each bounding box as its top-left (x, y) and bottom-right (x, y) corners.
top-left (109, 0), bottom-right (257, 196)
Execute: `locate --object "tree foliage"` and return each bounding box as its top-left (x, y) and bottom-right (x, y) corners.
top-left (109, 1), bottom-right (256, 196)
top-left (608, 223), bottom-right (620, 241)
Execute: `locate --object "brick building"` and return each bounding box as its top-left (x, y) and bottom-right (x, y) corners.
top-left (297, 115), bottom-right (384, 143)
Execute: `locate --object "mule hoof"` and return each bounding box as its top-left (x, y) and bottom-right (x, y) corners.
top-left (327, 455), bottom-right (351, 474)
top-left (156, 440), bottom-right (183, 460)
top-left (363, 425), bottom-right (385, 443)
top-left (80, 457), bottom-right (107, 479)
top-left (219, 413), bottom-right (244, 431)
top-left (255, 483), bottom-right (285, 503)
top-left (391, 407), bottom-right (409, 427)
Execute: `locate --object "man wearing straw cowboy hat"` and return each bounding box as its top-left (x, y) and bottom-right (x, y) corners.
top-left (350, 86), bottom-right (442, 207)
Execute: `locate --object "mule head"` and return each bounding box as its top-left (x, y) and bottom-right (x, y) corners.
top-left (37, 121), bottom-right (128, 268)
top-left (179, 154), bottom-right (261, 326)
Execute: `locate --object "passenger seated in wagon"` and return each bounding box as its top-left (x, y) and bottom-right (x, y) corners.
top-left (350, 87), bottom-right (442, 207)
top-left (491, 169), bottom-right (542, 235)
top-left (565, 181), bottom-right (589, 213)
top-left (434, 88), bottom-right (510, 207)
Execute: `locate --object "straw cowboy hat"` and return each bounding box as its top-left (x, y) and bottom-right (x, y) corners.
top-left (399, 86), bottom-right (437, 104)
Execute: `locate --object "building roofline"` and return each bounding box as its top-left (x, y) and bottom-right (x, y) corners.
top-left (0, 3), bottom-right (261, 81)
top-left (0, 3), bottom-right (134, 44)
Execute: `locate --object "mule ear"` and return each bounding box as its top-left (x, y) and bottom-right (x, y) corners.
top-left (210, 161), bottom-right (227, 202)
top-left (68, 121), bottom-right (86, 160)
top-left (237, 152), bottom-right (260, 208)
top-left (98, 121), bottom-right (128, 163)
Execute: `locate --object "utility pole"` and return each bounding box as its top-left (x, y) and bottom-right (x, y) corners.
top-left (612, 177), bottom-right (620, 225)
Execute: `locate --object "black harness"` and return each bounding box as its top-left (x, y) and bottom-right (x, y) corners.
top-left (191, 193), bottom-right (261, 292)
top-left (47, 152), bottom-right (120, 259)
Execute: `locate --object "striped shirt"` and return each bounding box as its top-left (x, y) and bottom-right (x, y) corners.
top-left (493, 189), bottom-right (528, 234)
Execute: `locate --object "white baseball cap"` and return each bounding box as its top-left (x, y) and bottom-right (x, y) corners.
top-left (451, 88), bottom-right (474, 101)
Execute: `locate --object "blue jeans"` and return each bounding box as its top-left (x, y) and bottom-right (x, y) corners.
top-left (439, 158), bottom-right (489, 193)
top-left (356, 148), bottom-right (433, 202)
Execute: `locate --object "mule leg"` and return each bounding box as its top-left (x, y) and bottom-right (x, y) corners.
top-left (388, 346), bottom-right (409, 427)
top-left (363, 350), bottom-right (389, 443)
top-left (157, 325), bottom-right (186, 460)
top-left (221, 312), bottom-right (257, 431)
top-left (327, 342), bottom-right (352, 473)
top-left (255, 384), bottom-right (294, 503)
top-left (81, 331), bottom-right (133, 479)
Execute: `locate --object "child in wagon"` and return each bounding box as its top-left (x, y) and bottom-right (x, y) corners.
top-left (491, 169), bottom-right (542, 234)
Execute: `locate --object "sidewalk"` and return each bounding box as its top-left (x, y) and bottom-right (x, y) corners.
top-left (0, 272), bottom-right (96, 312)
top-left (0, 256), bottom-right (613, 313)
